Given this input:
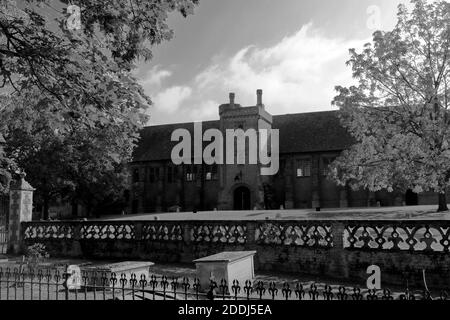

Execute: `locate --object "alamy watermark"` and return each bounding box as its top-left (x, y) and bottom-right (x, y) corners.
top-left (66, 4), bottom-right (81, 31)
top-left (366, 265), bottom-right (382, 290)
top-left (171, 120), bottom-right (280, 176)
top-left (366, 5), bottom-right (382, 30)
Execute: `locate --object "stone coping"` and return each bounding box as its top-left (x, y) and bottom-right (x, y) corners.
top-left (193, 251), bottom-right (257, 263)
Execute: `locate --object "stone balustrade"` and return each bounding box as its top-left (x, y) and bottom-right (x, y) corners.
top-left (20, 219), bottom-right (450, 289)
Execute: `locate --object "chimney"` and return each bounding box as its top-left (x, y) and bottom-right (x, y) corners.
top-left (257, 89), bottom-right (263, 106)
top-left (229, 92), bottom-right (235, 107)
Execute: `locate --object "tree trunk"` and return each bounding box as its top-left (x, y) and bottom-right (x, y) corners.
top-left (438, 192), bottom-right (449, 212)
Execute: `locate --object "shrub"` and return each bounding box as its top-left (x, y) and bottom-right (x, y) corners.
top-left (25, 243), bottom-right (50, 269)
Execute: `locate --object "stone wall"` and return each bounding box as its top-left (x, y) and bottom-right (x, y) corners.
top-left (21, 219), bottom-right (450, 289)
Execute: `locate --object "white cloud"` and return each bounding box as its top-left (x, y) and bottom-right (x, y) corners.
top-left (192, 23), bottom-right (367, 115)
top-left (153, 86), bottom-right (192, 114)
top-left (194, 100), bottom-right (220, 121)
top-left (139, 65), bottom-right (173, 94)
top-left (144, 23), bottom-right (369, 124)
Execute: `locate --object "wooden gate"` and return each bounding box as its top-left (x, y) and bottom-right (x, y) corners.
top-left (0, 195), bottom-right (8, 254)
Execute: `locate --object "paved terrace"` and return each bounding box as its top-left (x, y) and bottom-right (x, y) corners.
top-left (98, 205), bottom-right (450, 221)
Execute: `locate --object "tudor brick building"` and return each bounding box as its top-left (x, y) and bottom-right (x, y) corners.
top-left (129, 90), bottom-right (438, 214)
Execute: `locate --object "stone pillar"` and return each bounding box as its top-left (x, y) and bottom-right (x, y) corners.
top-left (8, 174), bottom-right (35, 254)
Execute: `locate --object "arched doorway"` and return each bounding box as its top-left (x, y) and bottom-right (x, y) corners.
top-left (405, 189), bottom-right (418, 206)
top-left (234, 186), bottom-right (251, 211)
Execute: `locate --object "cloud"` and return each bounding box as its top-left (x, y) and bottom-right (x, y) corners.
top-left (153, 86), bottom-right (192, 114)
top-left (139, 65), bottom-right (173, 94)
top-left (192, 23), bottom-right (366, 115)
top-left (143, 23), bottom-right (369, 124)
top-left (194, 100), bottom-right (220, 121)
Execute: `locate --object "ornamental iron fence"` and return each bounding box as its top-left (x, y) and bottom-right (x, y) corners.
top-left (0, 265), bottom-right (448, 301)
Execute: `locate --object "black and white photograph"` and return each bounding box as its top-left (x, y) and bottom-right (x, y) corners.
top-left (0, 0), bottom-right (450, 315)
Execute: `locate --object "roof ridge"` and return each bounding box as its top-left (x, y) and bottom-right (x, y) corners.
top-left (273, 110), bottom-right (339, 117)
top-left (143, 110), bottom-right (339, 129)
top-left (142, 119), bottom-right (220, 129)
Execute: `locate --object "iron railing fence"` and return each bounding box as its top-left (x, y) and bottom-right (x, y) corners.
top-left (0, 266), bottom-right (448, 301)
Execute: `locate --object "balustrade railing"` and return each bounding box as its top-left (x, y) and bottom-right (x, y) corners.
top-left (344, 220), bottom-right (450, 253)
top-left (23, 219), bottom-right (450, 253)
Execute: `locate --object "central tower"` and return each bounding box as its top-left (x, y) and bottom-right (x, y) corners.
top-left (217, 90), bottom-right (273, 210)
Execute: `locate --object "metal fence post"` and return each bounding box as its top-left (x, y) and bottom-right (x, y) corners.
top-left (63, 264), bottom-right (70, 301)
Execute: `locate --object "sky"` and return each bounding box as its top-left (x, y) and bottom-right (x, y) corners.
top-left (135, 0), bottom-right (416, 125)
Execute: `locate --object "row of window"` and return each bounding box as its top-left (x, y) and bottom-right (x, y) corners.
top-left (133, 157), bottom-right (336, 182)
top-left (296, 157), bottom-right (335, 177)
top-left (185, 165), bottom-right (219, 182)
top-left (133, 165), bottom-right (218, 183)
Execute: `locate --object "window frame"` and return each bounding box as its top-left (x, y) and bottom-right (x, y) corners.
top-left (205, 164), bottom-right (218, 181)
top-left (185, 165), bottom-right (197, 182)
top-left (296, 158), bottom-right (312, 178)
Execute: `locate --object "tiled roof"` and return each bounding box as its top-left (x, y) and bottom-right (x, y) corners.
top-left (132, 111), bottom-right (354, 162)
top-left (273, 111), bottom-right (354, 154)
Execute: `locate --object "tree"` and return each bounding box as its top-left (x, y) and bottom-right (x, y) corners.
top-left (0, 0), bottom-right (199, 213)
top-left (0, 0), bottom-right (199, 108)
top-left (0, 0), bottom-right (198, 189)
top-left (2, 89), bottom-right (143, 218)
top-left (0, 132), bottom-right (14, 194)
top-left (331, 0), bottom-right (450, 212)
